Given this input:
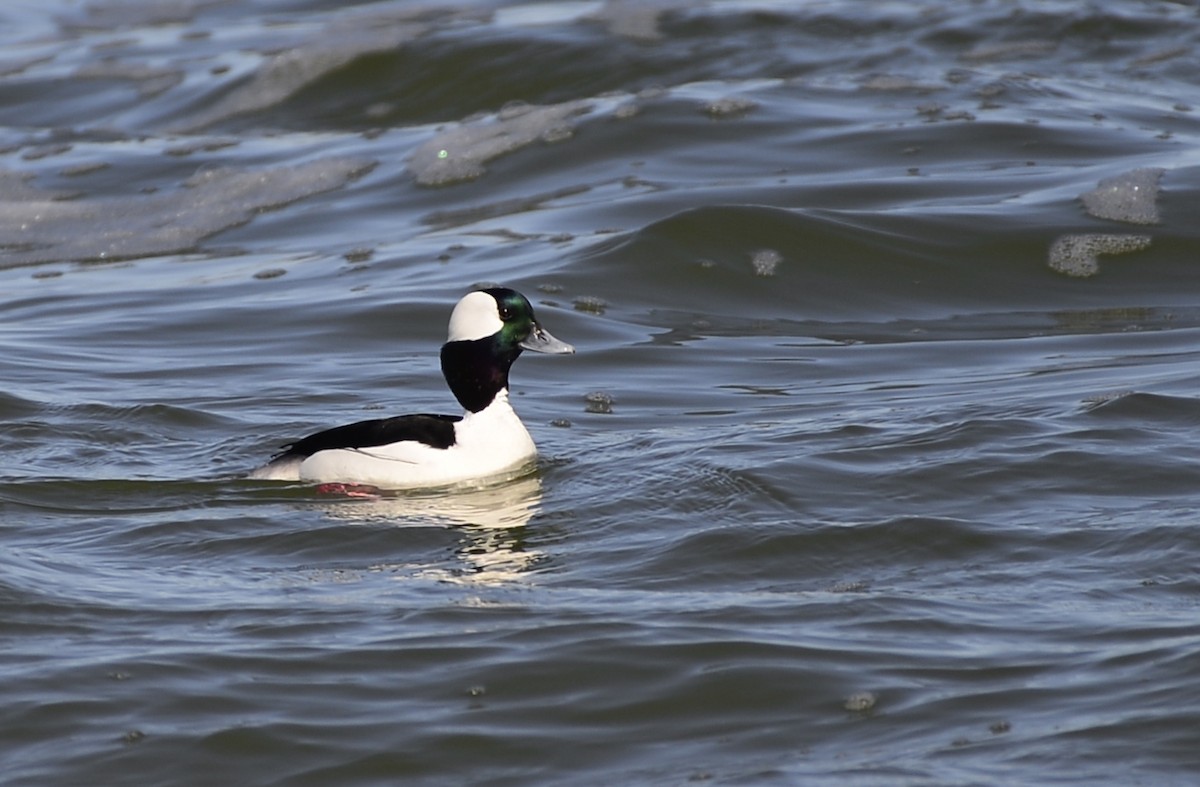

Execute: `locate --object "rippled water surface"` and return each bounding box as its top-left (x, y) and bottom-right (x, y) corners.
top-left (4, 1), bottom-right (1200, 784)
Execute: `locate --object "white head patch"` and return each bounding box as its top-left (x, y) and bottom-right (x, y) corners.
top-left (447, 290), bottom-right (504, 342)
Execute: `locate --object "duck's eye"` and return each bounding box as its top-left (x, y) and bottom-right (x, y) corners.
top-left (498, 305), bottom-right (513, 320)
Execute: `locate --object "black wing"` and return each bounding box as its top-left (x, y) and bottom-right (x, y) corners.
top-left (271, 413), bottom-right (461, 460)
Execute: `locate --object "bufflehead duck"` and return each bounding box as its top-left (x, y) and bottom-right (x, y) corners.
top-left (249, 287), bottom-right (573, 489)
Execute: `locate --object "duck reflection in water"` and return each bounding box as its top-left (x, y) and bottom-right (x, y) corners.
top-left (313, 473), bottom-right (548, 585)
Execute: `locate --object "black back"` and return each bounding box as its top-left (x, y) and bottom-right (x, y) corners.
top-left (271, 413), bottom-right (460, 460)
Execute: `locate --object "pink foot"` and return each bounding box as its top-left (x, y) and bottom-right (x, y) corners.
top-left (315, 483), bottom-right (384, 498)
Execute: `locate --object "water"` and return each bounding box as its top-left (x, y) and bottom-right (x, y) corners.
top-left (3, 1), bottom-right (1200, 783)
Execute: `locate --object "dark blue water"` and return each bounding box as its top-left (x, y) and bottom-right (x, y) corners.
top-left (3, 1), bottom-right (1200, 784)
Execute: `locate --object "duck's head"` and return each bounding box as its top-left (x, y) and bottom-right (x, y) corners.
top-left (442, 287), bottom-right (574, 412)
top-left (447, 287), bottom-right (574, 355)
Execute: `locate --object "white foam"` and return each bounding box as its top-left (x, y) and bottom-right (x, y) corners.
top-left (1047, 233), bottom-right (1151, 278)
top-left (494, 2), bottom-right (603, 27)
top-left (751, 249), bottom-right (782, 277)
top-left (588, 1), bottom-right (669, 41)
top-left (704, 96), bottom-right (758, 118)
top-left (0, 157), bottom-right (373, 268)
top-left (1080, 167), bottom-right (1164, 225)
top-left (409, 100), bottom-right (592, 186)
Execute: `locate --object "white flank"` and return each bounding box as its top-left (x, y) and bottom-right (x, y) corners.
top-left (267, 390), bottom-right (537, 489)
top-left (247, 454), bottom-right (305, 481)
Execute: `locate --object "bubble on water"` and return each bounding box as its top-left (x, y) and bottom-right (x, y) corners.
top-left (1047, 233), bottom-right (1151, 278)
top-left (0, 156), bottom-right (374, 269)
top-left (844, 691), bottom-right (877, 712)
top-left (409, 100), bottom-right (592, 186)
top-left (573, 295), bottom-right (607, 314)
top-left (703, 96), bottom-right (758, 118)
top-left (750, 248), bottom-right (782, 277)
top-left (120, 729), bottom-right (147, 745)
top-left (614, 102), bottom-right (640, 120)
top-left (1080, 167), bottom-right (1164, 225)
top-left (540, 125), bottom-right (574, 143)
top-left (584, 391), bottom-right (615, 414)
top-left (343, 247), bottom-right (373, 264)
